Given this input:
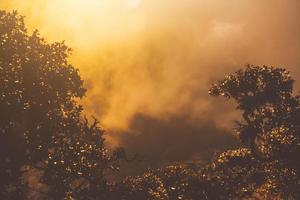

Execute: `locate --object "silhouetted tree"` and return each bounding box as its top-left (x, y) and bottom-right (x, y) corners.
top-left (114, 65), bottom-right (300, 200)
top-left (209, 65), bottom-right (300, 161)
top-left (0, 10), bottom-right (120, 199)
top-left (114, 165), bottom-right (196, 200)
top-left (208, 65), bottom-right (300, 199)
top-left (2, 9), bottom-right (299, 199)
top-left (43, 116), bottom-right (121, 199)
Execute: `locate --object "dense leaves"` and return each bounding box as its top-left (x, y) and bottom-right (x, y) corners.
top-left (1, 9), bottom-right (300, 200)
top-left (0, 10), bottom-right (119, 199)
top-left (113, 164), bottom-right (203, 200)
top-left (209, 65), bottom-right (300, 160)
top-left (208, 65), bottom-right (300, 198)
top-left (113, 66), bottom-right (300, 200)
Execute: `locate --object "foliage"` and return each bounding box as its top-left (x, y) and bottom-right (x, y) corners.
top-left (208, 65), bottom-right (300, 199)
top-left (209, 65), bottom-right (300, 160)
top-left (0, 10), bottom-right (119, 199)
top-left (113, 164), bottom-right (203, 200)
top-left (1, 9), bottom-right (300, 200)
top-left (113, 65), bottom-right (300, 200)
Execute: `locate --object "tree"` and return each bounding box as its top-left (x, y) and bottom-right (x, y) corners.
top-left (209, 65), bottom-right (300, 161)
top-left (113, 164), bottom-right (204, 200)
top-left (208, 65), bottom-right (300, 199)
top-left (0, 10), bottom-right (120, 199)
top-left (43, 116), bottom-right (121, 199)
top-left (114, 65), bottom-right (300, 200)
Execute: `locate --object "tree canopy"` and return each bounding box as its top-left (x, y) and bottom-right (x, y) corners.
top-left (112, 66), bottom-right (300, 199)
top-left (1, 10), bottom-right (299, 200)
top-left (209, 65), bottom-right (300, 161)
top-left (0, 10), bottom-right (120, 199)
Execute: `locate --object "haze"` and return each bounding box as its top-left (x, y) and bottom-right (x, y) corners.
top-left (2, 0), bottom-right (300, 164)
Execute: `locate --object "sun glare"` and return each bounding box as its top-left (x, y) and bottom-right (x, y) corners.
top-left (125, 0), bottom-right (141, 8)
top-left (34, 0), bottom-right (146, 48)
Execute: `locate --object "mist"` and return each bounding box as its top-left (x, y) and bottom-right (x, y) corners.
top-left (2, 0), bottom-right (300, 165)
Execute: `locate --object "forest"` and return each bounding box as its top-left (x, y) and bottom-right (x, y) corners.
top-left (1, 10), bottom-right (300, 200)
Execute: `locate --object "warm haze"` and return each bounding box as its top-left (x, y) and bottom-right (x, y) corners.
top-left (1, 1), bottom-right (300, 199)
top-left (2, 0), bottom-right (300, 161)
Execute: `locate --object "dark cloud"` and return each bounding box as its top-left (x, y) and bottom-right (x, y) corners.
top-left (123, 113), bottom-right (239, 160)
top-left (108, 113), bottom-right (239, 178)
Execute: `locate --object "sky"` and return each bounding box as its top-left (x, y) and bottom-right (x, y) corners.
top-left (1, 0), bottom-right (300, 167)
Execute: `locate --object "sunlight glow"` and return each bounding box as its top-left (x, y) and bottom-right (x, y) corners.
top-left (125, 0), bottom-right (141, 8)
top-left (38, 0), bottom-right (146, 48)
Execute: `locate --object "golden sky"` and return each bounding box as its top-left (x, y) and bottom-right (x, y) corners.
top-left (2, 0), bottom-right (300, 148)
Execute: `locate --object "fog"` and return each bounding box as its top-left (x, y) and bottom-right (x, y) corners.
top-left (2, 0), bottom-right (300, 164)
